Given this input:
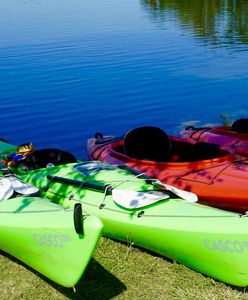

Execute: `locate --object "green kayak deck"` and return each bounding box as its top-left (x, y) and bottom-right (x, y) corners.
top-left (13, 161), bottom-right (248, 287)
top-left (0, 194), bottom-right (103, 287)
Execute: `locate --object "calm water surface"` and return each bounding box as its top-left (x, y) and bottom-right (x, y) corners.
top-left (0, 0), bottom-right (248, 158)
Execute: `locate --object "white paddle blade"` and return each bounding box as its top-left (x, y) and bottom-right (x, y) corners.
top-left (0, 178), bottom-right (14, 201)
top-left (112, 189), bottom-right (170, 209)
top-left (154, 180), bottom-right (198, 203)
top-left (9, 177), bottom-right (39, 195)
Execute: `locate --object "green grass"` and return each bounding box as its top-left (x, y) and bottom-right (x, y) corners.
top-left (1, 237), bottom-right (248, 300)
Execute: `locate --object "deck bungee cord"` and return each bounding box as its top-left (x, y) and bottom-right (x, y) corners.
top-left (45, 189), bottom-right (245, 219)
top-left (178, 157), bottom-right (248, 185)
top-left (45, 173), bottom-right (245, 219)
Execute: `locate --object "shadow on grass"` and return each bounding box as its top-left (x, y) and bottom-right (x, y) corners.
top-left (1, 251), bottom-right (125, 299)
top-left (59, 258), bottom-right (126, 299)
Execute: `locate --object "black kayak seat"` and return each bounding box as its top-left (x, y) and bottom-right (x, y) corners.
top-left (123, 126), bottom-right (172, 162)
top-left (231, 118), bottom-right (248, 134)
top-left (17, 148), bottom-right (77, 171)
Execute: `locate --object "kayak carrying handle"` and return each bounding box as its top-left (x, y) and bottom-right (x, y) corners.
top-left (73, 203), bottom-right (84, 235)
top-left (46, 175), bottom-right (113, 195)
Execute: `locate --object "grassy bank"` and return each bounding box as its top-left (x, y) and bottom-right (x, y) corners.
top-left (1, 237), bottom-right (247, 300)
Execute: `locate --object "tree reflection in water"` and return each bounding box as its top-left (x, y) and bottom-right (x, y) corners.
top-left (141, 0), bottom-right (248, 47)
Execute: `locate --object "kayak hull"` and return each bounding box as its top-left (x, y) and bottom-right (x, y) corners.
top-left (0, 196), bottom-right (103, 287)
top-left (180, 126), bottom-right (248, 156)
top-left (87, 136), bottom-right (248, 213)
top-left (14, 161), bottom-right (248, 287)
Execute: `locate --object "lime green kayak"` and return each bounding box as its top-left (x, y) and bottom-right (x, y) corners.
top-left (10, 159), bottom-right (248, 287)
top-left (0, 140), bottom-right (16, 154)
top-left (0, 193), bottom-right (103, 287)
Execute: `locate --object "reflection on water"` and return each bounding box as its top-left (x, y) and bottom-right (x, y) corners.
top-left (142, 0), bottom-right (248, 48)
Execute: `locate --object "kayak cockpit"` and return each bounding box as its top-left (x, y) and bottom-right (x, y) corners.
top-left (109, 126), bottom-right (230, 163)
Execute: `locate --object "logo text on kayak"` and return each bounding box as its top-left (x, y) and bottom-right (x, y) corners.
top-left (204, 239), bottom-right (247, 253)
top-left (33, 233), bottom-right (71, 247)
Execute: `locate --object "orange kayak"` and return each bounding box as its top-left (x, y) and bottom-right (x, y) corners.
top-left (87, 126), bottom-right (248, 213)
top-left (180, 118), bottom-right (248, 156)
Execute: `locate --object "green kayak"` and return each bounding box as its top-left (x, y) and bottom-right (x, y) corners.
top-left (1, 141), bottom-right (248, 286)
top-left (11, 160), bottom-right (248, 287)
top-left (0, 188), bottom-right (103, 287)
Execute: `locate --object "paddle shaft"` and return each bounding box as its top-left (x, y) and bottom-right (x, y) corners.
top-left (47, 175), bottom-right (113, 194)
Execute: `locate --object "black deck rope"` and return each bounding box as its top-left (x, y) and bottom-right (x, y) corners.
top-left (0, 208), bottom-right (74, 214)
top-left (190, 128), bottom-right (212, 140)
top-left (90, 143), bottom-right (109, 160)
top-left (44, 166), bottom-right (247, 218)
top-left (184, 126), bottom-right (212, 140)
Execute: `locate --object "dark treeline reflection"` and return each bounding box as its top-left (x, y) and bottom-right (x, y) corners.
top-left (142, 0), bottom-right (248, 46)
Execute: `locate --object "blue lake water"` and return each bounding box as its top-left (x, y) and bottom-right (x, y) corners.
top-left (0, 0), bottom-right (248, 158)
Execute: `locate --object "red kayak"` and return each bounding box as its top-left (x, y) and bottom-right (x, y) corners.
top-left (87, 126), bottom-right (248, 213)
top-left (180, 118), bottom-right (248, 156)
